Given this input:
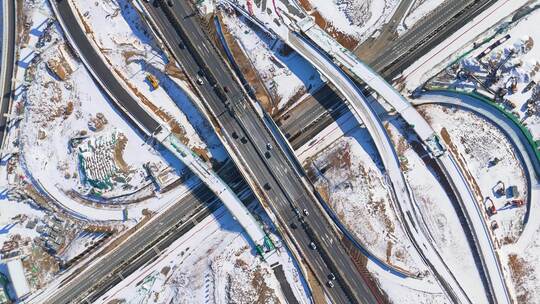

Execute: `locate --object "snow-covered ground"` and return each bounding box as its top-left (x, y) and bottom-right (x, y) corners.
top-left (0, 190), bottom-right (45, 248)
top-left (305, 123), bottom-right (426, 274)
top-left (97, 205), bottom-right (310, 304)
top-left (300, 0), bottom-right (400, 47)
top-left (420, 104), bottom-right (527, 245)
top-left (71, 0), bottom-right (226, 163)
top-left (368, 260), bottom-right (448, 304)
top-left (17, 4), bottom-right (181, 214)
top-left (220, 10), bottom-right (324, 112)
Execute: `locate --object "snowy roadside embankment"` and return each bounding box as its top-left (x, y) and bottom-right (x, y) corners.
top-left (71, 0), bottom-right (227, 163)
top-left (299, 0), bottom-right (400, 48)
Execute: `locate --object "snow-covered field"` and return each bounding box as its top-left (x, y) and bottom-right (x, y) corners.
top-left (420, 104), bottom-right (527, 245)
top-left (220, 10), bottom-right (323, 112)
top-left (397, 0), bottom-right (445, 36)
top-left (97, 205), bottom-right (310, 304)
top-left (300, 0), bottom-right (400, 47)
top-left (306, 124), bottom-right (425, 274)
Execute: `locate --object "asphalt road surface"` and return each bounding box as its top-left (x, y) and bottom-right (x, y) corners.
top-left (354, 0), bottom-right (414, 63)
top-left (144, 0), bottom-right (378, 302)
top-left (368, 0), bottom-right (499, 79)
top-left (55, 0), bottom-right (160, 135)
top-left (0, 0), bottom-right (16, 148)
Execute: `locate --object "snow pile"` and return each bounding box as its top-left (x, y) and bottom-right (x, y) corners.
top-left (220, 11), bottom-right (323, 111)
top-left (302, 0), bottom-right (400, 47)
top-left (307, 126), bottom-right (424, 274)
top-left (420, 105), bottom-right (527, 245)
top-left (397, 0), bottom-right (445, 36)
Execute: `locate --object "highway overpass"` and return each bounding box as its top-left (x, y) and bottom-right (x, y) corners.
top-left (294, 17), bottom-right (510, 304)
top-left (157, 128), bottom-right (276, 259)
top-left (45, 0), bottom-right (380, 303)
top-left (285, 31), bottom-right (471, 304)
top-left (141, 0), bottom-right (381, 302)
top-left (0, 0), bottom-right (16, 150)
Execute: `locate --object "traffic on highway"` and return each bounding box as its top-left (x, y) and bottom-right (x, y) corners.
top-left (1, 0), bottom-right (538, 303)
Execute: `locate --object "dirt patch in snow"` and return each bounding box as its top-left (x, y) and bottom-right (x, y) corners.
top-left (46, 48), bottom-right (74, 81)
top-left (508, 254), bottom-right (534, 303)
top-left (307, 129), bottom-right (423, 274)
top-left (164, 61), bottom-right (187, 81)
top-left (113, 134), bottom-right (130, 173)
top-left (297, 0), bottom-right (359, 49)
top-left (440, 127), bottom-right (484, 200)
top-left (218, 12), bottom-right (275, 114)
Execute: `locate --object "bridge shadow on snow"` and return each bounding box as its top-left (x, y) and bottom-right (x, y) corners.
top-left (387, 116), bottom-right (492, 296)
